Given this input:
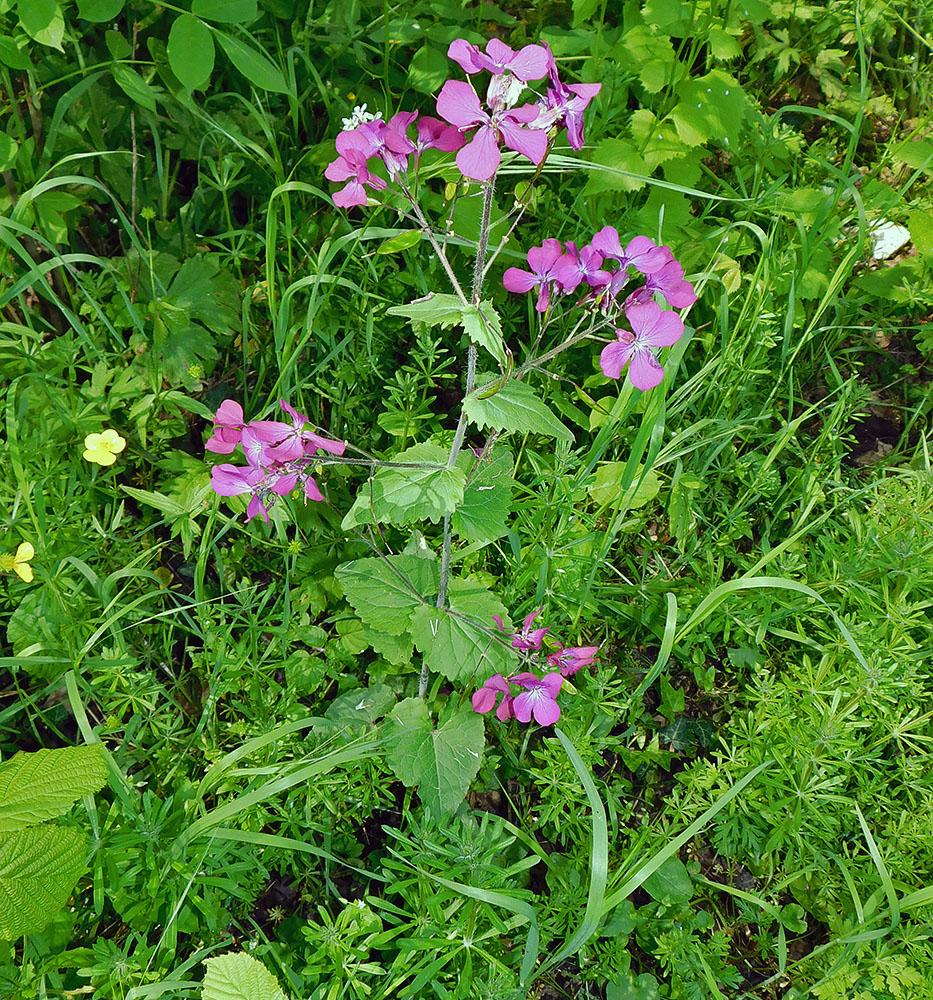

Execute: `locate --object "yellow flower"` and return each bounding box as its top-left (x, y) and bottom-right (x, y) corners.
top-left (0, 542), bottom-right (34, 583)
top-left (83, 429), bottom-right (126, 466)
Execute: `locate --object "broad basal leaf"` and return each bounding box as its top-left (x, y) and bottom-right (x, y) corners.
top-left (342, 443), bottom-right (466, 529)
top-left (336, 556), bottom-right (439, 635)
top-left (0, 745), bottom-right (107, 833)
top-left (411, 579), bottom-right (517, 683)
top-left (386, 699), bottom-right (485, 817)
top-left (452, 449), bottom-right (514, 543)
top-left (672, 70), bottom-right (747, 148)
top-left (0, 825), bottom-right (86, 940)
top-left (202, 951), bottom-right (288, 1000)
top-left (464, 380), bottom-right (574, 443)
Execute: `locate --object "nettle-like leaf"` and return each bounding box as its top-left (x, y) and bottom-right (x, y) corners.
top-left (0, 745), bottom-right (107, 832)
top-left (0, 825), bottom-right (87, 940)
top-left (336, 556), bottom-right (439, 635)
top-left (410, 579), bottom-right (518, 683)
top-left (464, 380), bottom-right (574, 443)
top-left (671, 70), bottom-right (748, 148)
top-left (342, 443), bottom-right (466, 529)
top-left (452, 449), bottom-right (514, 543)
top-left (202, 951), bottom-right (288, 1000)
top-left (385, 699), bottom-right (485, 817)
top-left (387, 294), bottom-right (507, 367)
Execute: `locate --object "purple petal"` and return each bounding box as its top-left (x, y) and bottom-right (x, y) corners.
top-left (540, 672), bottom-right (564, 698)
top-left (626, 236), bottom-right (669, 274)
top-left (512, 692), bottom-right (534, 724)
top-left (534, 282), bottom-right (552, 312)
top-left (527, 239), bottom-right (564, 275)
top-left (495, 694), bottom-right (514, 722)
top-left (507, 44), bottom-right (550, 81)
top-left (436, 80), bottom-right (487, 129)
top-left (456, 125), bottom-right (500, 181)
top-left (302, 476), bottom-right (324, 502)
top-left (246, 494), bottom-right (271, 525)
top-left (479, 37), bottom-right (515, 73)
top-left (448, 38), bottom-right (484, 74)
top-left (590, 225), bottom-right (624, 260)
top-left (511, 672), bottom-right (540, 688)
top-left (503, 267), bottom-right (539, 294)
top-left (628, 349), bottom-right (664, 390)
top-left (531, 694), bottom-right (560, 726)
top-left (215, 399), bottom-right (244, 428)
top-left (472, 686), bottom-right (498, 713)
top-left (210, 464), bottom-right (258, 496)
top-left (332, 181), bottom-right (369, 208)
top-left (599, 340), bottom-right (634, 380)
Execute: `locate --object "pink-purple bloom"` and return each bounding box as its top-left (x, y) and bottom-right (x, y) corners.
top-left (471, 673), bottom-right (515, 721)
top-left (556, 241), bottom-right (611, 292)
top-left (547, 645), bottom-right (600, 677)
top-left (325, 130), bottom-right (388, 208)
top-left (629, 256), bottom-right (698, 310)
top-left (590, 228), bottom-right (669, 275)
top-left (492, 608), bottom-right (550, 650)
top-left (502, 238), bottom-right (564, 312)
top-left (600, 301), bottom-right (686, 391)
top-left (511, 671), bottom-right (563, 725)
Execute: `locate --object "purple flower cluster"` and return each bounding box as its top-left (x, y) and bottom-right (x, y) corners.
top-left (324, 37), bottom-right (601, 203)
top-left (205, 399), bottom-right (346, 524)
top-left (503, 226), bottom-right (697, 390)
top-left (472, 608), bottom-right (600, 725)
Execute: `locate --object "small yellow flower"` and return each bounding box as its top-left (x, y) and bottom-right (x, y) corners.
top-left (83, 429), bottom-right (126, 466)
top-left (0, 542), bottom-right (34, 583)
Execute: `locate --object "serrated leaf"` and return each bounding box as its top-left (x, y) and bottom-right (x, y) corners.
top-left (612, 26), bottom-right (678, 93)
top-left (168, 15), bottom-right (215, 92)
top-left (336, 556), bottom-right (439, 635)
top-left (410, 579), bottom-right (517, 683)
top-left (325, 684), bottom-right (396, 726)
top-left (202, 951), bottom-right (288, 1000)
top-left (629, 110), bottom-right (687, 170)
top-left (387, 293), bottom-right (464, 329)
top-left (0, 825), bottom-right (86, 940)
top-left (386, 699), bottom-right (485, 816)
top-left (216, 32), bottom-right (290, 93)
top-left (672, 70), bottom-right (747, 149)
top-left (192, 0), bottom-right (258, 22)
top-left (571, 0), bottom-right (600, 26)
top-left (0, 746), bottom-right (107, 832)
top-left (451, 449), bottom-right (513, 543)
top-left (585, 138), bottom-right (648, 194)
top-left (464, 381), bottom-right (574, 443)
top-left (461, 301), bottom-right (506, 367)
top-left (111, 64), bottom-right (159, 111)
top-left (908, 210), bottom-right (933, 257)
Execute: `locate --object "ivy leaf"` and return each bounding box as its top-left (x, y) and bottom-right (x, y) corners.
top-left (168, 255), bottom-right (239, 334)
top-left (385, 699), bottom-right (485, 817)
top-left (168, 15), bottom-right (215, 92)
top-left (336, 556), bottom-right (439, 635)
top-left (611, 26), bottom-right (678, 93)
top-left (451, 449), bottom-right (514, 543)
top-left (0, 826), bottom-right (87, 940)
top-left (341, 443), bottom-right (466, 529)
top-left (0, 746), bottom-right (107, 833)
top-left (464, 381), bottom-right (574, 443)
top-left (202, 952), bottom-right (288, 1000)
top-left (410, 579), bottom-right (518, 683)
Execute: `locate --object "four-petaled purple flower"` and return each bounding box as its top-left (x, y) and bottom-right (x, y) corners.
top-left (511, 672), bottom-right (563, 725)
top-left (547, 645), bottom-right (600, 676)
top-left (556, 241), bottom-right (611, 292)
top-left (471, 674), bottom-right (515, 721)
top-left (600, 301), bottom-right (686, 391)
top-left (325, 130), bottom-right (388, 208)
top-left (628, 255), bottom-right (698, 310)
top-left (590, 228), bottom-right (669, 275)
top-left (502, 238), bottom-right (564, 312)
top-left (492, 608), bottom-right (550, 650)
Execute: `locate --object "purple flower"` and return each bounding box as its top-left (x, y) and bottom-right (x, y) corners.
top-left (415, 116), bottom-right (466, 153)
top-left (547, 645), bottom-right (600, 677)
top-left (599, 301), bottom-right (685, 391)
top-left (590, 228), bottom-right (669, 275)
top-left (630, 258), bottom-right (697, 310)
top-left (268, 400), bottom-right (346, 463)
top-left (502, 238), bottom-right (564, 312)
top-left (210, 463), bottom-right (273, 525)
top-left (511, 672), bottom-right (563, 725)
top-left (325, 130), bottom-right (388, 208)
top-left (436, 80), bottom-right (546, 182)
top-left (492, 608), bottom-right (550, 651)
top-left (377, 111), bottom-right (418, 177)
top-left (448, 38), bottom-right (550, 82)
top-left (537, 81), bottom-right (602, 150)
top-left (556, 241), bottom-right (611, 292)
top-left (205, 399), bottom-right (245, 454)
top-left (471, 674), bottom-right (515, 721)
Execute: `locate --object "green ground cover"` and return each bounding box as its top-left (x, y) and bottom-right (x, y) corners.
top-left (1, 1), bottom-right (932, 997)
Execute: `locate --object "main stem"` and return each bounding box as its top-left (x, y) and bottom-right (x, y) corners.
top-left (419, 179), bottom-right (496, 698)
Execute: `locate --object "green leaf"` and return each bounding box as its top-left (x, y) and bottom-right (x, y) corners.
top-left (17, 0), bottom-right (55, 36)
top-left (908, 210), bottom-right (933, 257)
top-left (202, 951), bottom-right (288, 1000)
top-left (672, 70), bottom-right (747, 148)
top-left (336, 556), bottom-right (439, 635)
top-left (0, 36), bottom-right (31, 69)
top-left (215, 32), bottom-right (290, 93)
top-left (168, 15), bottom-right (215, 92)
top-left (587, 464), bottom-right (660, 508)
top-left (324, 684), bottom-right (397, 727)
top-left (642, 0), bottom-right (691, 34)
top-left (111, 64), bottom-right (159, 111)
top-left (571, 0), bottom-right (600, 26)
top-left (642, 856), bottom-right (693, 906)
top-left (629, 110), bottom-right (687, 170)
top-left (460, 302), bottom-right (506, 367)
top-left (407, 43), bottom-right (449, 95)
top-left (376, 230), bottom-right (422, 254)
top-left (892, 140), bottom-right (933, 174)
top-left (0, 825), bottom-right (87, 940)
top-left (0, 133), bottom-right (17, 172)
top-left (611, 26), bottom-right (678, 93)
top-left (192, 0), bottom-right (258, 22)
top-left (386, 699), bottom-right (485, 817)
top-left (584, 138), bottom-right (648, 194)
top-left (606, 972), bottom-right (661, 1000)
top-left (0, 746), bottom-right (107, 833)
top-left (342, 443), bottom-right (466, 529)
top-left (387, 293), bottom-right (464, 329)
top-left (464, 380), bottom-right (574, 443)
top-left (410, 578), bottom-right (517, 683)
top-left (168, 255), bottom-right (239, 334)
top-left (451, 449), bottom-right (514, 543)
top-left (76, 0), bottom-right (125, 19)
top-left (708, 26), bottom-right (742, 60)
